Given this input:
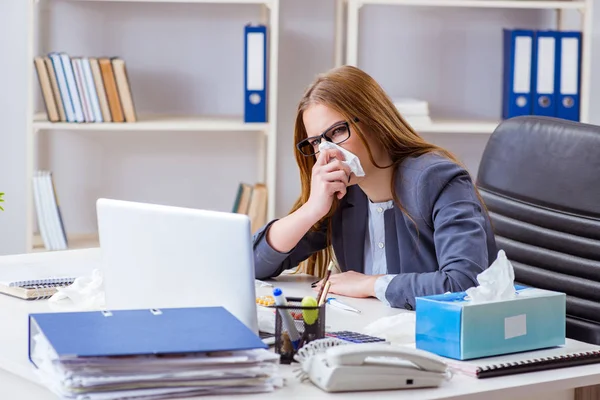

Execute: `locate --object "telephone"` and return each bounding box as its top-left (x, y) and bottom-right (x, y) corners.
top-left (304, 343), bottom-right (451, 392)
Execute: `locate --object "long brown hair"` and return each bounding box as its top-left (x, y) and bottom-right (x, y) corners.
top-left (291, 65), bottom-right (481, 277)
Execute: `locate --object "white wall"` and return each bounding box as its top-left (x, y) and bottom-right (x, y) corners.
top-left (0, 1), bottom-right (599, 254)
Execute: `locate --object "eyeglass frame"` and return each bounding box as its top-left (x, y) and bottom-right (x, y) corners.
top-left (296, 117), bottom-right (360, 157)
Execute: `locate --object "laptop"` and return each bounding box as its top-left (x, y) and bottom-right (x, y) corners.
top-left (96, 198), bottom-right (259, 334)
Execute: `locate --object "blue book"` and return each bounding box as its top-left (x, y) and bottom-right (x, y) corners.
top-left (48, 52), bottom-right (75, 122)
top-left (28, 306), bottom-right (266, 365)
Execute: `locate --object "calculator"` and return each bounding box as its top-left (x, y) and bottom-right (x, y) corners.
top-left (325, 331), bottom-right (387, 344)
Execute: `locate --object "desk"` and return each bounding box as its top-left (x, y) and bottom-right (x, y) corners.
top-left (0, 249), bottom-right (599, 400)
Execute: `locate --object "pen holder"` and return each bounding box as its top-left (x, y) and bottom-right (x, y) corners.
top-left (274, 296), bottom-right (326, 364)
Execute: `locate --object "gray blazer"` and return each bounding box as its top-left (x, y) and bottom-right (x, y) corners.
top-left (252, 153), bottom-right (497, 310)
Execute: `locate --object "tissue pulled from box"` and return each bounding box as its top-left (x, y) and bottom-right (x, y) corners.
top-left (49, 269), bottom-right (105, 310)
top-left (464, 250), bottom-right (516, 303)
top-left (318, 141), bottom-right (365, 177)
top-left (363, 313), bottom-right (416, 345)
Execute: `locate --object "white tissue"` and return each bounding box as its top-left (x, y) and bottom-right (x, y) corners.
top-left (363, 313), bottom-right (416, 345)
top-left (464, 250), bottom-right (517, 303)
top-left (318, 141), bottom-right (365, 177)
top-left (49, 269), bottom-right (105, 310)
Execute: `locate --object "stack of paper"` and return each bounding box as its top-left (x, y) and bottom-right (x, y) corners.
top-left (28, 307), bottom-right (282, 399)
top-left (393, 98), bottom-right (432, 126)
top-left (31, 345), bottom-right (281, 399)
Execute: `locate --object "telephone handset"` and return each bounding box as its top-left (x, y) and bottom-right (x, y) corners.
top-left (306, 343), bottom-right (451, 393)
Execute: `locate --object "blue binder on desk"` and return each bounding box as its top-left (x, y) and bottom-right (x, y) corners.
top-left (532, 30), bottom-right (559, 117)
top-left (556, 31), bottom-right (582, 121)
top-left (28, 306), bottom-right (266, 365)
top-left (244, 24), bottom-right (267, 123)
top-left (502, 29), bottom-right (534, 119)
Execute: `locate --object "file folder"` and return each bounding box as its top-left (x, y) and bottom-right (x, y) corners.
top-left (502, 29), bottom-right (534, 119)
top-left (532, 30), bottom-right (558, 117)
top-left (28, 306), bottom-right (266, 365)
top-left (244, 25), bottom-right (267, 123)
top-left (556, 31), bottom-right (582, 121)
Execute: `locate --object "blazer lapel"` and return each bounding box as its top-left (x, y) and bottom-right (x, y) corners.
top-left (341, 186), bottom-right (367, 273)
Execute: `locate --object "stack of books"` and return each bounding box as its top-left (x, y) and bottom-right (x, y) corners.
top-left (32, 170), bottom-right (68, 251)
top-left (232, 183), bottom-right (268, 234)
top-left (29, 307), bottom-right (282, 399)
top-left (393, 98), bottom-right (432, 127)
top-left (34, 53), bottom-right (137, 124)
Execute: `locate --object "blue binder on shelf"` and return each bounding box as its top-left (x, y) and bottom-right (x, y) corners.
top-left (532, 30), bottom-right (559, 117)
top-left (556, 31), bottom-right (582, 122)
top-left (28, 306), bottom-right (266, 366)
top-left (244, 24), bottom-right (267, 123)
top-left (502, 29), bottom-right (534, 119)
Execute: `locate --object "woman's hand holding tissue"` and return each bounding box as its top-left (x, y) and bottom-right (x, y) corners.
top-left (305, 147), bottom-right (352, 220)
top-left (314, 271), bottom-right (380, 298)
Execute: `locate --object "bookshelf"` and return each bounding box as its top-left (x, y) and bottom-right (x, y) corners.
top-left (335, 0), bottom-right (593, 132)
top-left (26, 0), bottom-right (280, 252)
top-left (32, 113), bottom-right (270, 132)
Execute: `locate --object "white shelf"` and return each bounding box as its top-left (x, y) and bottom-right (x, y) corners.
top-left (33, 114), bottom-right (269, 133)
top-left (67, 0), bottom-right (276, 4)
top-left (411, 119), bottom-right (499, 134)
top-left (353, 0), bottom-right (586, 10)
top-left (26, 0), bottom-right (280, 253)
top-left (32, 233), bottom-right (100, 253)
top-left (341, 0), bottom-right (592, 123)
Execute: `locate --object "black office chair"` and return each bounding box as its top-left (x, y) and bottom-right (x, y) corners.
top-left (476, 115), bottom-right (600, 345)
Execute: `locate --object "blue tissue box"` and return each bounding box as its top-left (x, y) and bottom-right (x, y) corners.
top-left (415, 286), bottom-right (566, 360)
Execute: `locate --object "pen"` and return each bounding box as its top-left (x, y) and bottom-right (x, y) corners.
top-left (318, 281), bottom-right (331, 306)
top-left (315, 261), bottom-right (335, 297)
top-left (326, 297), bottom-right (361, 314)
top-left (272, 288), bottom-right (301, 350)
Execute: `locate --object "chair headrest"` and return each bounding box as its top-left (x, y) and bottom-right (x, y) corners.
top-left (477, 116), bottom-right (600, 218)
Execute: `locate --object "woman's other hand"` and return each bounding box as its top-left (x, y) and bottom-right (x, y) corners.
top-left (314, 271), bottom-right (379, 298)
top-left (305, 148), bottom-right (352, 220)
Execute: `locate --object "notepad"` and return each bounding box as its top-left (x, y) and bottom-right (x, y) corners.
top-left (444, 338), bottom-right (600, 378)
top-left (0, 276), bottom-right (76, 300)
top-left (0, 257), bottom-right (94, 300)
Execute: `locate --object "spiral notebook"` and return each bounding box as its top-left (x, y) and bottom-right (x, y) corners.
top-left (445, 339), bottom-right (600, 378)
top-left (0, 256), bottom-right (94, 301)
top-left (0, 276), bottom-right (76, 300)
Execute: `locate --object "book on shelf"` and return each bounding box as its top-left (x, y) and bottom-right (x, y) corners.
top-left (32, 170), bottom-right (68, 251)
top-left (232, 182), bottom-right (267, 234)
top-left (393, 98), bottom-right (432, 126)
top-left (34, 53), bottom-right (137, 124)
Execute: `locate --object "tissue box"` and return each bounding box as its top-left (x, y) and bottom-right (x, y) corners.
top-left (415, 286), bottom-right (566, 360)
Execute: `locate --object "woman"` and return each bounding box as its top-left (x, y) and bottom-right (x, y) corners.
top-left (253, 65), bottom-right (497, 309)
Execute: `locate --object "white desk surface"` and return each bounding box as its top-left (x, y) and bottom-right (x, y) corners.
top-left (0, 248), bottom-right (598, 400)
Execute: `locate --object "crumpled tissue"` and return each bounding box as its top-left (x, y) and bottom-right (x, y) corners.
top-left (49, 269), bottom-right (105, 310)
top-left (318, 141), bottom-right (365, 177)
top-left (363, 312), bottom-right (416, 345)
top-left (464, 249), bottom-right (516, 303)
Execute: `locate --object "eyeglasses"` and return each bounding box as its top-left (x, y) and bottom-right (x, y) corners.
top-left (296, 119), bottom-right (357, 156)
